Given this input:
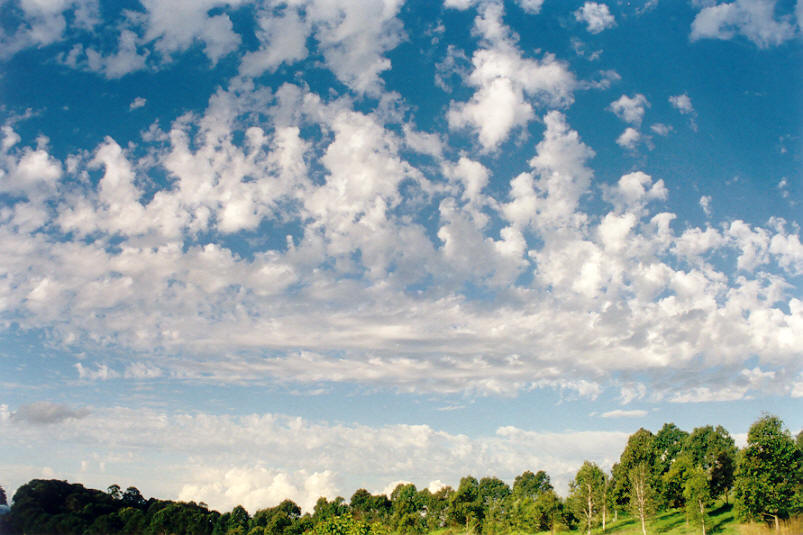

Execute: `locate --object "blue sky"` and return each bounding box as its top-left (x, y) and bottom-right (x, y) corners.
top-left (0, 0), bottom-right (801, 513)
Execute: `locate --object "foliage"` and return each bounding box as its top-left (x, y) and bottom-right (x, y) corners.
top-left (569, 461), bottom-right (606, 534)
top-left (734, 414), bottom-right (802, 528)
top-left (683, 467), bottom-right (711, 535)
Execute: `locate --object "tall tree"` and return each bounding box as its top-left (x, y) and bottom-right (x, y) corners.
top-left (734, 414), bottom-right (802, 531)
top-left (628, 463), bottom-right (654, 535)
top-left (0, 485), bottom-right (6, 506)
top-left (569, 461), bottom-right (605, 535)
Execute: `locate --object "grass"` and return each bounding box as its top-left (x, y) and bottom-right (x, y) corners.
top-left (423, 505), bottom-right (800, 535)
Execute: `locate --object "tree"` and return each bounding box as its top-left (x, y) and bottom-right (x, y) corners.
top-left (628, 463), bottom-right (654, 535)
top-left (448, 476), bottom-right (482, 531)
top-left (107, 484), bottom-right (122, 500)
top-left (121, 486), bottom-right (146, 509)
top-left (683, 467), bottom-right (711, 535)
top-left (734, 414), bottom-right (802, 531)
top-left (512, 471), bottom-right (552, 499)
top-left (569, 461), bottom-right (605, 535)
top-left (685, 425), bottom-right (737, 501)
top-left (612, 428), bottom-right (656, 511)
top-left (0, 485), bottom-right (6, 506)
top-left (661, 452), bottom-right (694, 509)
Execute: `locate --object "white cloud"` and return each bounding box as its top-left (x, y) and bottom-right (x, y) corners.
top-left (0, 405), bottom-right (631, 509)
top-left (698, 195), bottom-right (711, 217)
top-left (240, 7), bottom-right (309, 78)
top-left (690, 0), bottom-right (797, 48)
top-left (0, 75), bottom-right (801, 407)
top-left (600, 409), bottom-right (648, 418)
top-left (575, 2), bottom-right (616, 34)
top-left (448, 3), bottom-right (575, 150)
top-left (139, 0), bottom-right (243, 64)
top-left (650, 123), bottom-right (672, 136)
top-left (609, 94), bottom-right (650, 125)
top-left (179, 466), bottom-right (338, 513)
top-left (669, 93), bottom-right (695, 114)
top-left (129, 97), bottom-right (147, 111)
top-left (616, 127), bottom-right (642, 149)
top-left (516, 0), bottom-right (545, 14)
top-left (75, 363), bottom-right (119, 380)
top-left (0, 0), bottom-right (99, 58)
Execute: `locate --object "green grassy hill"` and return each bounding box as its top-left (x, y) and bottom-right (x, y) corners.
top-left (543, 502), bottom-right (800, 535)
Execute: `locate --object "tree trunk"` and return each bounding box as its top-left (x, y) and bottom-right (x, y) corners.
top-left (773, 515), bottom-right (779, 532)
top-left (602, 502), bottom-right (607, 533)
top-left (640, 514), bottom-right (647, 535)
top-left (699, 499), bottom-right (706, 535)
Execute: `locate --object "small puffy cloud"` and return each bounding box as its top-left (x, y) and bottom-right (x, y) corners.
top-left (690, 0), bottom-right (797, 48)
top-left (616, 127), bottom-right (642, 149)
top-left (12, 402), bottom-right (90, 425)
top-left (516, 0), bottom-right (546, 14)
top-left (700, 195), bottom-right (712, 217)
top-left (650, 123), bottom-right (672, 136)
top-left (669, 93), bottom-right (694, 114)
top-left (609, 94), bottom-right (650, 125)
top-left (129, 97), bottom-right (147, 111)
top-left (575, 2), bottom-right (616, 34)
top-left (600, 409), bottom-right (648, 418)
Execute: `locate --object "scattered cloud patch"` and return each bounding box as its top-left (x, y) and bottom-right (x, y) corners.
top-left (690, 0), bottom-right (798, 48)
top-left (669, 93), bottom-right (694, 114)
top-left (129, 97), bottom-right (147, 111)
top-left (574, 2), bottom-right (617, 34)
top-left (610, 94), bottom-right (650, 125)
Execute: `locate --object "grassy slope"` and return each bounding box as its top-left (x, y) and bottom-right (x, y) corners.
top-left (596, 502), bottom-right (738, 535)
top-left (427, 503), bottom-right (801, 535)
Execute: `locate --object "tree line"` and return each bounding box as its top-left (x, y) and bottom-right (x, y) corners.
top-left (0, 414), bottom-right (800, 535)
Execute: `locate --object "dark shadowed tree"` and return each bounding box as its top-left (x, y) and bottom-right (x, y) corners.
top-left (0, 485), bottom-right (7, 506)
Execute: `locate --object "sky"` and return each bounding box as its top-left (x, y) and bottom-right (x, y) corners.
top-left (0, 0), bottom-right (802, 515)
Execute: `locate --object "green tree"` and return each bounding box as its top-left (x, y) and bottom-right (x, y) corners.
top-left (512, 471), bottom-right (552, 499)
top-left (683, 467), bottom-right (711, 535)
top-left (448, 476), bottom-right (481, 531)
top-left (0, 485), bottom-right (7, 506)
top-left (122, 486), bottom-right (146, 509)
top-left (734, 414), bottom-right (803, 531)
top-left (569, 461), bottom-right (605, 535)
top-left (685, 425), bottom-right (737, 501)
top-left (661, 452), bottom-right (695, 509)
top-left (612, 428), bottom-right (656, 511)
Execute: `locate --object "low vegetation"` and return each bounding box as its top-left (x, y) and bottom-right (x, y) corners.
top-left (0, 414), bottom-right (799, 535)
